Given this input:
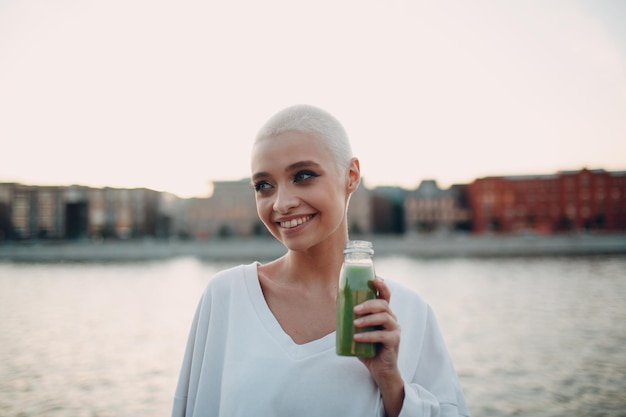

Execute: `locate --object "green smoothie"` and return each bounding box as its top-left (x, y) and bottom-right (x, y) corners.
top-left (336, 263), bottom-right (377, 357)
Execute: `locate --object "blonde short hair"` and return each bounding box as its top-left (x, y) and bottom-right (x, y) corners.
top-left (255, 104), bottom-right (354, 171)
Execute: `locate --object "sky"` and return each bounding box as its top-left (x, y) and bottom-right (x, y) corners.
top-left (1, 0), bottom-right (625, 198)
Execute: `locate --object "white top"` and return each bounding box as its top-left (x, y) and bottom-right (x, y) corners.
top-left (172, 263), bottom-right (470, 417)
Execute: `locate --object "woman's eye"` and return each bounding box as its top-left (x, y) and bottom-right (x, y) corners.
top-left (253, 181), bottom-right (272, 192)
top-left (294, 171), bottom-right (318, 183)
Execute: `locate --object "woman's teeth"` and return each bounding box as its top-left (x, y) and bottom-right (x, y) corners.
top-left (280, 215), bottom-right (312, 229)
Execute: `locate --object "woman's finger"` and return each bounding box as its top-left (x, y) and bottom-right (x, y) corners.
top-left (353, 327), bottom-right (401, 346)
top-left (373, 276), bottom-right (391, 302)
top-left (354, 311), bottom-right (399, 330)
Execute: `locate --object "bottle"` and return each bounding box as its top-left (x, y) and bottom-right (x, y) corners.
top-left (336, 240), bottom-right (377, 357)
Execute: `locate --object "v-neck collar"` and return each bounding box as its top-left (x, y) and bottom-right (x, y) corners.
top-left (242, 262), bottom-right (336, 360)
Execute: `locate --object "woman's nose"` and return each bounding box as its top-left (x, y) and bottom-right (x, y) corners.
top-left (273, 186), bottom-right (299, 214)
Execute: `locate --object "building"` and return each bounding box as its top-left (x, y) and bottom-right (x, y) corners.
top-left (176, 179), bottom-right (260, 239)
top-left (0, 183), bottom-right (165, 240)
top-left (2, 167), bottom-right (625, 240)
top-left (467, 168), bottom-right (626, 234)
top-left (404, 180), bottom-right (471, 234)
top-left (371, 186), bottom-right (405, 234)
top-left (0, 183), bottom-right (65, 239)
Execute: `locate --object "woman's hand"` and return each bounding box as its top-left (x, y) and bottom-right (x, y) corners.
top-left (353, 277), bottom-right (404, 417)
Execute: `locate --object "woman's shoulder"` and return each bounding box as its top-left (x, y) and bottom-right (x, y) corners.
top-left (203, 262), bottom-right (258, 293)
top-left (386, 279), bottom-right (431, 316)
top-left (386, 279), bottom-right (426, 302)
top-left (211, 262), bottom-right (255, 279)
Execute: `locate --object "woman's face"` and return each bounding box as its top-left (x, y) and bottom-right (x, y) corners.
top-left (251, 130), bottom-right (357, 252)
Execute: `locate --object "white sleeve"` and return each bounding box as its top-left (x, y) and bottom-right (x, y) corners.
top-left (170, 265), bottom-right (246, 417)
top-left (171, 293), bottom-right (205, 417)
top-left (399, 306), bottom-right (470, 417)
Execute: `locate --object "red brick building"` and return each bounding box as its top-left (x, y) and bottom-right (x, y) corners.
top-left (468, 169), bottom-right (626, 234)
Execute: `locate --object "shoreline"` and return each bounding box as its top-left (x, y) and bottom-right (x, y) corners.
top-left (1, 234), bottom-right (625, 262)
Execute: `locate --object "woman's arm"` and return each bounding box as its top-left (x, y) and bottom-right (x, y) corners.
top-left (354, 278), bottom-right (470, 417)
top-left (353, 277), bottom-right (405, 417)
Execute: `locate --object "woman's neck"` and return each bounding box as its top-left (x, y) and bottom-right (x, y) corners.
top-left (281, 234), bottom-right (346, 288)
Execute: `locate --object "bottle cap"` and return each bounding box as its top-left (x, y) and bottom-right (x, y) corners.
top-left (343, 240), bottom-right (374, 255)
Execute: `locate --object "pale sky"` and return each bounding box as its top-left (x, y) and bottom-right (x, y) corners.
top-left (1, 0), bottom-right (625, 198)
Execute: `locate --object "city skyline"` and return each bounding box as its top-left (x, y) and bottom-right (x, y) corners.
top-left (3, 165), bottom-right (624, 198)
top-left (3, 167), bottom-right (624, 242)
top-left (2, 0), bottom-right (625, 198)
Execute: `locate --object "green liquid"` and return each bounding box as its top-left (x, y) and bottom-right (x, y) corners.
top-left (336, 263), bottom-right (376, 357)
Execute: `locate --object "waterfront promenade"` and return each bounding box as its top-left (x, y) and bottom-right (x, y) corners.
top-left (1, 234), bottom-right (625, 262)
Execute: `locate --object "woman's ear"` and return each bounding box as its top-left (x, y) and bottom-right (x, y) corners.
top-left (346, 158), bottom-right (361, 193)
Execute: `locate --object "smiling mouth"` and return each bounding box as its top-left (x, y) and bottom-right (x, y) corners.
top-left (279, 215), bottom-right (313, 229)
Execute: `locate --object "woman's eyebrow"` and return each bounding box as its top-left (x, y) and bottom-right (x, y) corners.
top-left (251, 171), bottom-right (269, 182)
top-left (285, 160), bottom-right (321, 171)
top-left (252, 161), bottom-right (321, 182)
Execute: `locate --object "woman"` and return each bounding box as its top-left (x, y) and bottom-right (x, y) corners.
top-left (172, 105), bottom-right (470, 417)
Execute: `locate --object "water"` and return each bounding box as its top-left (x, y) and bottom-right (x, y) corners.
top-left (1, 255), bottom-right (625, 417)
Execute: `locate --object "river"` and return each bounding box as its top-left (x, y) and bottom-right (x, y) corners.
top-left (1, 254), bottom-right (625, 416)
